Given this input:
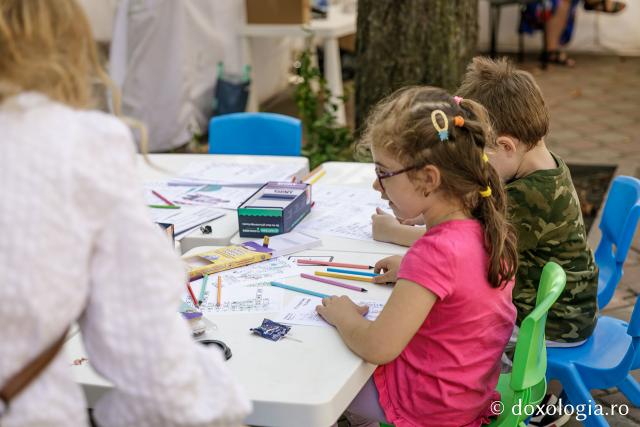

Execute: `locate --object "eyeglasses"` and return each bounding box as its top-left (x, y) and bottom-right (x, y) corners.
top-left (375, 164), bottom-right (422, 192)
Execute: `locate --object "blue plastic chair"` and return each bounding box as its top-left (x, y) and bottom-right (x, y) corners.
top-left (595, 176), bottom-right (640, 310)
top-left (546, 295), bottom-right (640, 427)
top-left (208, 112), bottom-right (302, 156)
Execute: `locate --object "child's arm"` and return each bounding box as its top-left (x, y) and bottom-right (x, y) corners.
top-left (316, 280), bottom-right (436, 365)
top-left (372, 209), bottom-right (425, 247)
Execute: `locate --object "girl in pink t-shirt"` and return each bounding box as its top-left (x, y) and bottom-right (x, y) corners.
top-left (317, 87), bottom-right (519, 427)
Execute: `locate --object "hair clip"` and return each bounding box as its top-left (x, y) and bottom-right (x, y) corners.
top-left (479, 186), bottom-right (492, 198)
top-left (453, 116), bottom-right (464, 127)
top-left (453, 96), bottom-right (463, 105)
top-left (431, 110), bottom-right (449, 141)
top-left (482, 153), bottom-right (489, 163)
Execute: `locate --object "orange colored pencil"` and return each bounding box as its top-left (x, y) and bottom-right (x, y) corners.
top-left (217, 276), bottom-right (222, 307)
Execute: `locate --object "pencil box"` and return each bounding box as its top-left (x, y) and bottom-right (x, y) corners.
top-left (237, 181), bottom-right (311, 237)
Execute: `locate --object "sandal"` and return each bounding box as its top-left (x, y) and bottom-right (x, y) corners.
top-left (584, 0), bottom-right (626, 13)
top-left (545, 50), bottom-right (576, 67)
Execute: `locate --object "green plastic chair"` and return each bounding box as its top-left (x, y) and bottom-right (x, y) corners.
top-left (379, 262), bottom-right (566, 427)
top-left (488, 262), bottom-right (566, 427)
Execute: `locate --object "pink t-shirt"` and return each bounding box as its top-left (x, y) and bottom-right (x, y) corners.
top-left (374, 219), bottom-right (516, 427)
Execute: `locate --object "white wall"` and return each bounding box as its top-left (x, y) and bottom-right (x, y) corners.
top-left (478, 0), bottom-right (640, 56)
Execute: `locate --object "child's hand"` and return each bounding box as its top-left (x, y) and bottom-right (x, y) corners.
top-left (373, 255), bottom-right (402, 284)
top-left (316, 296), bottom-right (369, 326)
top-left (400, 215), bottom-right (425, 226)
top-left (372, 208), bottom-right (401, 242)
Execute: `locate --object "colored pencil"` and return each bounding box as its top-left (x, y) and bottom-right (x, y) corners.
top-left (270, 281), bottom-right (330, 299)
top-left (327, 268), bottom-right (379, 278)
top-left (186, 282), bottom-right (199, 308)
top-left (152, 190), bottom-right (175, 206)
top-left (301, 165), bottom-right (323, 182)
top-left (296, 259), bottom-right (373, 269)
top-left (148, 204), bottom-right (181, 209)
top-left (301, 273), bottom-right (367, 292)
top-left (199, 275), bottom-right (209, 304)
top-left (315, 271), bottom-right (374, 283)
top-left (307, 169), bottom-right (326, 185)
top-left (217, 276), bottom-right (222, 307)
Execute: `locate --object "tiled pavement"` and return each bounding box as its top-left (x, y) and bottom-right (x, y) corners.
top-left (523, 55), bottom-right (640, 427)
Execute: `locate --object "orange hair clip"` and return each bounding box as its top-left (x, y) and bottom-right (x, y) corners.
top-left (453, 116), bottom-right (464, 127)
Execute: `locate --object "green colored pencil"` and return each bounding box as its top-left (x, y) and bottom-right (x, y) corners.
top-left (148, 204), bottom-right (181, 209)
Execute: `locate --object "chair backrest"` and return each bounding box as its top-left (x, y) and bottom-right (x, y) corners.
top-left (596, 176), bottom-right (640, 309)
top-left (511, 262), bottom-right (566, 392)
top-left (490, 263), bottom-right (565, 427)
top-left (208, 112), bottom-right (302, 156)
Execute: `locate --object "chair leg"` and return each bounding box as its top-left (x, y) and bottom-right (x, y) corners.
top-left (561, 368), bottom-right (609, 427)
top-left (617, 374), bottom-right (640, 406)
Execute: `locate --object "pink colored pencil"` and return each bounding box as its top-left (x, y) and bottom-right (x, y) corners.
top-left (296, 259), bottom-right (373, 270)
top-left (300, 273), bottom-right (368, 293)
top-left (152, 190), bottom-right (175, 206)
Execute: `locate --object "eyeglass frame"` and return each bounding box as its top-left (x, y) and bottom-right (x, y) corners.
top-left (374, 164), bottom-right (424, 192)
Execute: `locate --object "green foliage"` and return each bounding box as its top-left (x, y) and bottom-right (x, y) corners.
top-left (294, 40), bottom-right (354, 169)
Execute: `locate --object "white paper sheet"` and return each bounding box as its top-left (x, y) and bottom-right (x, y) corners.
top-left (209, 258), bottom-right (303, 287)
top-left (175, 161), bottom-right (303, 185)
top-left (174, 184), bottom-right (257, 210)
top-left (150, 205), bottom-right (226, 235)
top-left (182, 284), bottom-right (284, 315)
top-left (277, 296), bottom-right (385, 328)
top-left (249, 231), bottom-right (321, 258)
top-left (144, 182), bottom-right (193, 205)
top-left (298, 185), bottom-right (390, 241)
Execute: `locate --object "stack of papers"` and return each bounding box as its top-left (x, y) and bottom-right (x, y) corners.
top-left (172, 161), bottom-right (304, 186)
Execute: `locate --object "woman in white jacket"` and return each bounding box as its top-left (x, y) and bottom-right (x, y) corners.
top-left (0, 1), bottom-right (251, 426)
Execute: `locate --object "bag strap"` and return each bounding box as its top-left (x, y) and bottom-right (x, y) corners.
top-left (0, 328), bottom-right (69, 414)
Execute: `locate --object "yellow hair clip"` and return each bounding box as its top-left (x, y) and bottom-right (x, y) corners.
top-left (431, 110), bottom-right (449, 141)
top-left (480, 186), bottom-right (492, 198)
top-left (482, 153), bottom-right (489, 163)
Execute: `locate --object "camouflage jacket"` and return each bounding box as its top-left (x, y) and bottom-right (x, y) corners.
top-left (507, 153), bottom-right (598, 342)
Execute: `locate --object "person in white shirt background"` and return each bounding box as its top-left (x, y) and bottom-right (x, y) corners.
top-left (0, 0), bottom-right (251, 426)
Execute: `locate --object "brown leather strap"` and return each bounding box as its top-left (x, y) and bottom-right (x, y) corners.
top-left (0, 328), bottom-right (69, 410)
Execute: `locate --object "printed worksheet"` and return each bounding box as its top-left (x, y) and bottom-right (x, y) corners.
top-left (277, 296), bottom-right (385, 328)
top-left (212, 258), bottom-right (303, 287)
top-left (182, 285), bottom-right (284, 315)
top-left (174, 184), bottom-right (257, 210)
top-left (174, 161), bottom-right (303, 185)
top-left (144, 182), bottom-right (193, 205)
top-left (298, 185), bottom-right (390, 241)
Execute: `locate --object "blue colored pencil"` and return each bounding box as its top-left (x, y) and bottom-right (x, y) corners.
top-left (199, 275), bottom-right (209, 304)
top-left (326, 268), bottom-right (379, 278)
top-left (270, 281), bottom-right (330, 299)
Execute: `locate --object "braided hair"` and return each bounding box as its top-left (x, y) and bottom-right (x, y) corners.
top-left (360, 86), bottom-right (518, 288)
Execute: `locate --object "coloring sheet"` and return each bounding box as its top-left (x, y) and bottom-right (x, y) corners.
top-left (211, 258), bottom-right (303, 287)
top-left (277, 296), bottom-right (385, 328)
top-left (182, 284), bottom-right (284, 315)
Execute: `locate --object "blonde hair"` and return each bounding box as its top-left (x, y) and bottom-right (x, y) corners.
top-left (360, 86), bottom-right (518, 288)
top-left (457, 56), bottom-right (549, 149)
top-left (0, 0), bottom-right (148, 153)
